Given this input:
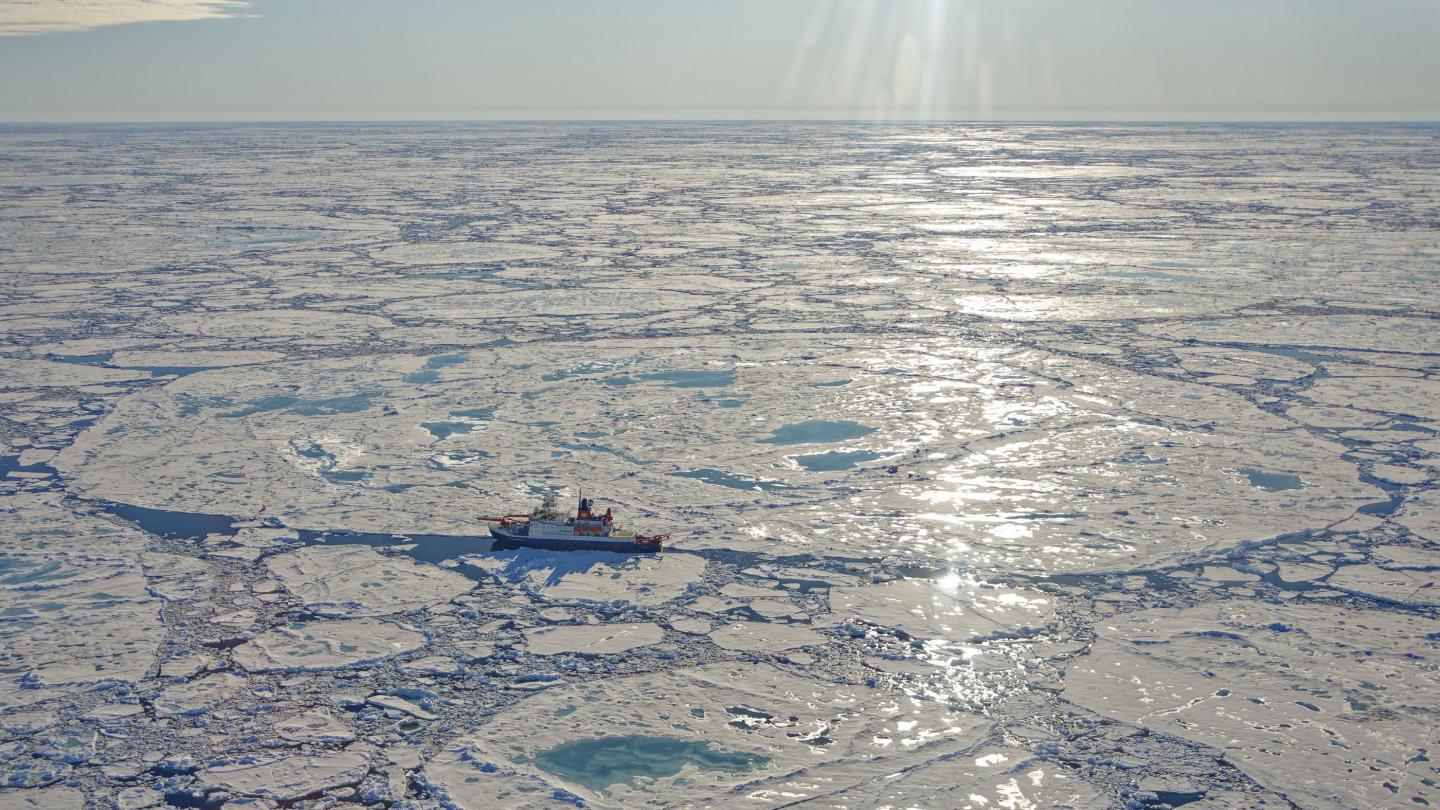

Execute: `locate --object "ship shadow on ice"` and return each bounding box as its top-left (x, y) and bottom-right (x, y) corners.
top-left (97, 498), bottom-right (860, 579)
top-left (296, 530), bottom-right (496, 568)
top-left (299, 533), bottom-right (641, 586)
top-left (96, 500), bottom-right (647, 585)
top-left (472, 546), bottom-right (641, 587)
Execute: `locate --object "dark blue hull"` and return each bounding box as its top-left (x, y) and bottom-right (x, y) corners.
top-left (488, 526), bottom-right (658, 553)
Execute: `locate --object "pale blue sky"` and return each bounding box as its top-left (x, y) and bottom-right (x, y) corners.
top-left (1, 0), bottom-right (1437, 121)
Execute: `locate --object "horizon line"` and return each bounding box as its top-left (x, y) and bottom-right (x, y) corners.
top-left (4, 117), bottom-right (1440, 126)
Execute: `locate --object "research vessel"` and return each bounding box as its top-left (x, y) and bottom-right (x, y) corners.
top-left (480, 493), bottom-right (666, 552)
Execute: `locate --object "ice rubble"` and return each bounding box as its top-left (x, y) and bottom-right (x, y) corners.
top-left (366, 694), bottom-right (436, 720)
top-left (385, 288), bottom-right (709, 319)
top-left (1148, 314), bottom-right (1440, 355)
top-left (108, 349), bottom-right (287, 369)
top-left (1326, 564), bottom-right (1439, 607)
top-left (163, 309), bottom-right (394, 341)
top-left (0, 358), bottom-right (151, 388)
top-left (374, 241), bottom-right (561, 265)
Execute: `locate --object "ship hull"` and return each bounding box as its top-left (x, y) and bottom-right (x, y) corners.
top-left (489, 526), bottom-right (659, 553)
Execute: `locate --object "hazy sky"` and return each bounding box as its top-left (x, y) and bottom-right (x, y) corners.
top-left (2, 0), bottom-right (1438, 121)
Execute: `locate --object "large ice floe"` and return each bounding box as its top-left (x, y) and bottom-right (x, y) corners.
top-left (421, 662), bottom-right (1004, 808)
top-left (55, 339), bottom-right (1378, 572)
top-left (823, 576), bottom-right (1055, 642)
top-left (198, 751), bottom-right (372, 802)
top-left (265, 545), bottom-right (472, 617)
top-left (1064, 603), bottom-right (1440, 809)
top-left (2, 123), bottom-right (1438, 807)
top-left (524, 622), bottom-right (664, 656)
top-left (0, 495), bottom-right (165, 711)
top-left (233, 619), bottom-right (428, 672)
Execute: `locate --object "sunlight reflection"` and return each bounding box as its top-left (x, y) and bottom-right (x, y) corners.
top-left (781, 0), bottom-right (967, 120)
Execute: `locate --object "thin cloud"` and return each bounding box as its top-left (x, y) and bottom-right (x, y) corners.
top-left (0, 0), bottom-right (249, 37)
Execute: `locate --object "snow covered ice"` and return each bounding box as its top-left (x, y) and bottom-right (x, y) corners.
top-left (1, 122), bottom-right (1438, 807)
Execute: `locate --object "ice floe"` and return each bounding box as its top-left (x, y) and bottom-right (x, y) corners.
top-left (265, 545), bottom-right (472, 616)
top-left (198, 751), bottom-right (371, 801)
top-left (824, 576), bottom-right (1054, 642)
top-left (274, 709), bottom-right (355, 744)
top-left (233, 619), bottom-right (427, 672)
top-left (422, 662), bottom-right (984, 808)
top-left (707, 621), bottom-right (825, 652)
top-left (1064, 602), bottom-right (1440, 809)
top-left (524, 622), bottom-right (664, 656)
top-left (153, 673), bottom-right (247, 717)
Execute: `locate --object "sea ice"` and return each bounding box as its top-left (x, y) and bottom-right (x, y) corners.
top-left (0, 786), bottom-right (85, 810)
top-left (422, 662), bottom-right (985, 808)
top-left (823, 577), bottom-right (1054, 642)
top-left (1326, 563), bottom-right (1439, 607)
top-left (524, 622), bottom-right (664, 656)
top-left (4, 122), bottom-right (1438, 806)
top-left (232, 618), bottom-right (427, 672)
top-left (748, 746), bottom-right (1104, 809)
top-left (706, 621), bottom-right (825, 652)
top-left (153, 673), bottom-right (248, 717)
top-left (198, 751), bottom-right (371, 802)
top-left (1064, 602), bottom-right (1440, 809)
top-left (266, 545), bottom-right (472, 616)
top-left (484, 549), bottom-right (705, 607)
top-left (0, 561), bottom-right (163, 704)
top-left (274, 709), bottom-right (356, 744)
